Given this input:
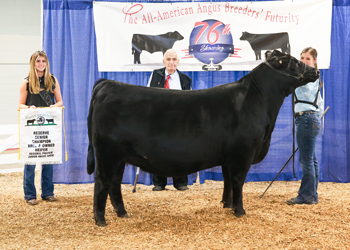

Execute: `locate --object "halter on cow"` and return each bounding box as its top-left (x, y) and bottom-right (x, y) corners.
top-left (87, 50), bottom-right (319, 226)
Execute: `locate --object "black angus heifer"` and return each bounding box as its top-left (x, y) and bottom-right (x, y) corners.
top-left (132, 31), bottom-right (184, 64)
top-left (87, 50), bottom-right (319, 226)
top-left (240, 32), bottom-right (291, 60)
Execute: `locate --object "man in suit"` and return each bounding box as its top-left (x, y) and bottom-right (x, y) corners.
top-left (147, 49), bottom-right (191, 191)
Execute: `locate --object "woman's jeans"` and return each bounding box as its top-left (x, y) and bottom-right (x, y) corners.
top-left (23, 164), bottom-right (54, 200)
top-left (295, 113), bottom-right (321, 203)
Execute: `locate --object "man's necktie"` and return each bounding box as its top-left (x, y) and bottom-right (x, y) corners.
top-left (164, 75), bottom-right (170, 89)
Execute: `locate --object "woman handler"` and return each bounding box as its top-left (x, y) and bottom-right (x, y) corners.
top-left (286, 47), bottom-right (324, 205)
top-left (18, 50), bottom-right (63, 205)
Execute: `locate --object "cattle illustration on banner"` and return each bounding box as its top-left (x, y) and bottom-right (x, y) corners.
top-left (132, 31), bottom-right (184, 64)
top-left (93, 0), bottom-right (332, 72)
top-left (19, 108), bottom-right (63, 165)
top-left (240, 32), bottom-right (291, 60)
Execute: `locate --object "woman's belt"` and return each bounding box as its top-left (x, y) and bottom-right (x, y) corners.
top-left (295, 110), bottom-right (317, 118)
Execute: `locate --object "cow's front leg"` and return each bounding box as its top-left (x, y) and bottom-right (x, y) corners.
top-left (228, 163), bottom-right (251, 217)
top-left (231, 179), bottom-right (246, 217)
top-left (109, 162), bottom-right (129, 218)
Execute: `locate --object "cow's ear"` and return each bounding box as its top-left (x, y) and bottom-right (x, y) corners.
top-left (268, 54), bottom-right (289, 69)
top-left (265, 51), bottom-right (273, 60)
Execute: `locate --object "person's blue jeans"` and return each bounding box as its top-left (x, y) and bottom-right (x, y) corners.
top-left (295, 113), bottom-right (321, 203)
top-left (23, 164), bottom-right (54, 200)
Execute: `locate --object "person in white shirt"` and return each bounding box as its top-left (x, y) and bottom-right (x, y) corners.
top-left (147, 49), bottom-right (191, 191)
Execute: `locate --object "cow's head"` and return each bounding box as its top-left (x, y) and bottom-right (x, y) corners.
top-left (264, 50), bottom-right (319, 95)
top-left (239, 32), bottom-right (251, 40)
top-left (168, 31), bottom-right (184, 40)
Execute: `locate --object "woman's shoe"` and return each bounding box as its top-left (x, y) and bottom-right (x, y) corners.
top-left (26, 199), bottom-right (38, 205)
top-left (286, 197), bottom-right (317, 205)
top-left (43, 196), bottom-right (57, 202)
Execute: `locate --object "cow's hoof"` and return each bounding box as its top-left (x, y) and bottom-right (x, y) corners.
top-left (95, 220), bottom-right (107, 227)
top-left (222, 201), bottom-right (233, 209)
top-left (235, 213), bottom-right (245, 218)
top-left (117, 213), bottom-right (130, 218)
top-left (115, 211), bottom-right (130, 218)
top-left (114, 208), bottom-right (130, 218)
top-left (234, 209), bottom-right (246, 218)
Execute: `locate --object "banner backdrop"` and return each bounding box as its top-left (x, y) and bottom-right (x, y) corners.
top-left (93, 0), bottom-right (332, 72)
top-left (19, 108), bottom-right (63, 165)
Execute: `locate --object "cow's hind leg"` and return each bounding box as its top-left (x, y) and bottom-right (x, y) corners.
top-left (221, 166), bottom-right (233, 208)
top-left (135, 51), bottom-right (141, 64)
top-left (254, 51), bottom-right (259, 60)
top-left (109, 162), bottom-right (129, 218)
top-left (93, 148), bottom-right (121, 226)
top-left (93, 164), bottom-right (112, 227)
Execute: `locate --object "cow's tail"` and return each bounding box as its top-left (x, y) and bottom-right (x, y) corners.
top-left (87, 78), bottom-right (107, 175)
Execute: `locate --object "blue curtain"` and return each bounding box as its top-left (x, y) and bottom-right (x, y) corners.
top-left (43, 0), bottom-right (350, 184)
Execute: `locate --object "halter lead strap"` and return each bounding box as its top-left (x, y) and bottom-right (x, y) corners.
top-left (264, 61), bottom-right (306, 80)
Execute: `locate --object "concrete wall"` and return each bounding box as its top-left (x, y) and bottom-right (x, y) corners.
top-left (0, 0), bottom-right (42, 171)
top-left (0, 0), bottom-right (42, 125)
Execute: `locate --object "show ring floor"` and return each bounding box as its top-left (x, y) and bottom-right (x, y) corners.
top-left (1, 171), bottom-right (349, 249)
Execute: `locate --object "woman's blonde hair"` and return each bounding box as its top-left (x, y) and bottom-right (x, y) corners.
top-left (28, 51), bottom-right (55, 94)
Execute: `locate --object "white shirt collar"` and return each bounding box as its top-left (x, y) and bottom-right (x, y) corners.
top-left (165, 69), bottom-right (177, 77)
